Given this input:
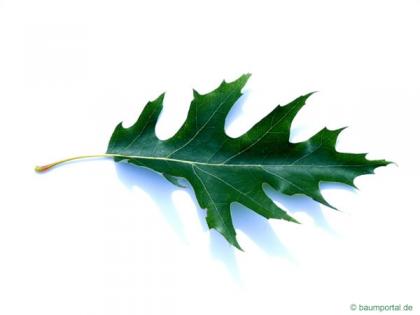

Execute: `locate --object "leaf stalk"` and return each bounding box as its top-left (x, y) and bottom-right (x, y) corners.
top-left (35, 154), bottom-right (118, 173)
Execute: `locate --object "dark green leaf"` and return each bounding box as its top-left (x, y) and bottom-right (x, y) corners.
top-left (106, 74), bottom-right (390, 249)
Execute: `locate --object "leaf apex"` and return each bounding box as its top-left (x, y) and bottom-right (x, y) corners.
top-left (229, 73), bottom-right (252, 89)
top-left (234, 242), bottom-right (244, 251)
top-left (219, 229), bottom-right (243, 250)
top-left (286, 214), bottom-right (301, 224)
top-left (302, 91), bottom-right (318, 100)
top-left (156, 92), bottom-right (165, 101)
top-left (320, 198), bottom-right (338, 210)
top-left (192, 89), bottom-right (201, 98)
top-left (350, 179), bottom-right (360, 190)
top-left (387, 160), bottom-right (398, 167)
top-left (332, 126), bottom-right (348, 133)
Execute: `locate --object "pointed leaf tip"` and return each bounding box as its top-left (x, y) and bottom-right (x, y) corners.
top-left (228, 73), bottom-right (251, 89)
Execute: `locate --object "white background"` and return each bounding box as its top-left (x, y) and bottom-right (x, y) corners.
top-left (0, 0), bottom-right (419, 314)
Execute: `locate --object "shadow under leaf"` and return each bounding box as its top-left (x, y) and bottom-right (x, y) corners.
top-left (114, 162), bottom-right (187, 243)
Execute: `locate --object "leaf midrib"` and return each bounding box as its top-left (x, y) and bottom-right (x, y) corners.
top-left (113, 153), bottom-right (373, 168)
